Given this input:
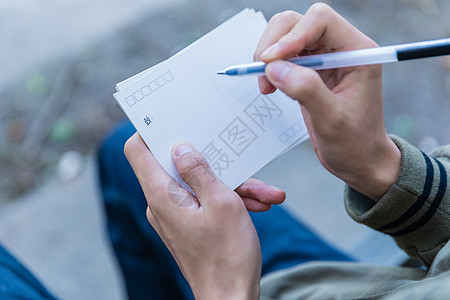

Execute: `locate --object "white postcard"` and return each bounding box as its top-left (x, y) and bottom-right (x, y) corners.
top-left (114, 9), bottom-right (308, 191)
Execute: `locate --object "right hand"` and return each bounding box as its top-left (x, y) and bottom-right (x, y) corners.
top-left (254, 4), bottom-right (401, 202)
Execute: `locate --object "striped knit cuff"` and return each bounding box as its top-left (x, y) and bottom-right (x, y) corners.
top-left (345, 136), bottom-right (450, 265)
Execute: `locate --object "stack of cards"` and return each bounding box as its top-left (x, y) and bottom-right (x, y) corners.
top-left (113, 8), bottom-right (309, 191)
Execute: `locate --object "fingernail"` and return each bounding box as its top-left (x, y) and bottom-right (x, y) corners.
top-left (173, 142), bottom-right (193, 158)
top-left (267, 60), bottom-right (291, 83)
top-left (261, 42), bottom-right (280, 60)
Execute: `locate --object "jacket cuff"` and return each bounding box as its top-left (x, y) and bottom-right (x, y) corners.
top-left (345, 135), bottom-right (450, 266)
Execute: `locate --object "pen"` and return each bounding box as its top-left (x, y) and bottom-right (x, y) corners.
top-left (217, 38), bottom-right (450, 76)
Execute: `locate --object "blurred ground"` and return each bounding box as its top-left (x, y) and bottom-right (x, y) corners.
top-left (0, 0), bottom-right (449, 299)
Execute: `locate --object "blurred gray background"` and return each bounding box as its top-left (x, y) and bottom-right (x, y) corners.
top-left (0, 0), bottom-right (449, 299)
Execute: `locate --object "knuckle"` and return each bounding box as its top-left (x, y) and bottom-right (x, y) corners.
top-left (255, 10), bottom-right (300, 61)
top-left (279, 30), bottom-right (301, 45)
top-left (308, 2), bottom-right (332, 16)
top-left (268, 12), bottom-right (284, 24)
top-left (177, 152), bottom-right (210, 178)
top-left (213, 191), bottom-right (242, 210)
top-left (228, 195), bottom-right (244, 210)
top-left (270, 10), bottom-right (300, 24)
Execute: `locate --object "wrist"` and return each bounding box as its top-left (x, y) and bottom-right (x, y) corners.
top-left (194, 281), bottom-right (260, 300)
top-left (189, 265), bottom-right (261, 300)
top-left (347, 136), bottom-right (401, 202)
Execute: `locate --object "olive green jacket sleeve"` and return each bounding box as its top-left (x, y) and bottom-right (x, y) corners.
top-left (345, 135), bottom-right (450, 267)
top-left (261, 136), bottom-right (450, 299)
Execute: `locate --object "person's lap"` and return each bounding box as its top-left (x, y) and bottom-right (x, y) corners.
top-left (0, 120), bottom-right (353, 300)
top-left (98, 120), bottom-right (353, 299)
top-left (0, 243), bottom-right (57, 299)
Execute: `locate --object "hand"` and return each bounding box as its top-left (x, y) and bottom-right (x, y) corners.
top-left (236, 177), bottom-right (285, 212)
top-left (124, 134), bottom-right (284, 299)
top-left (254, 4), bottom-right (401, 202)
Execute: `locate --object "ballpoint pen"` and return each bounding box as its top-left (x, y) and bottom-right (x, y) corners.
top-left (217, 38), bottom-right (450, 76)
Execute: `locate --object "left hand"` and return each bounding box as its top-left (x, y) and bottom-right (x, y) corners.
top-left (124, 133), bottom-right (284, 299)
top-left (236, 177), bottom-right (286, 212)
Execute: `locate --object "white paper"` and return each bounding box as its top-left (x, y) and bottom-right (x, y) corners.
top-left (113, 9), bottom-right (308, 191)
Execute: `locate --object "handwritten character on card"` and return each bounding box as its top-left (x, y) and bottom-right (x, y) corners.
top-left (144, 116), bottom-right (154, 126)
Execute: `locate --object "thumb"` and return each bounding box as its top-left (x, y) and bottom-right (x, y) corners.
top-left (265, 60), bottom-right (334, 117)
top-left (172, 142), bottom-right (223, 201)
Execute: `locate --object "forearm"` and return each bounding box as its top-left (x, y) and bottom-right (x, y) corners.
top-left (345, 135), bottom-right (450, 267)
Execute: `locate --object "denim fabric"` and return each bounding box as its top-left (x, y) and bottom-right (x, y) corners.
top-left (98, 121), bottom-right (192, 300)
top-left (97, 121), bottom-right (353, 300)
top-left (0, 119), bottom-right (353, 300)
top-left (251, 207), bottom-right (353, 276)
top-left (0, 243), bottom-right (57, 299)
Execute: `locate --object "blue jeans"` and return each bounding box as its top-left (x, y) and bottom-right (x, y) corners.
top-left (0, 120), bottom-right (352, 299)
top-left (97, 121), bottom-right (353, 300)
top-left (0, 243), bottom-right (57, 299)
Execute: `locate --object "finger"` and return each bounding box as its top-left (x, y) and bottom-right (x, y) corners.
top-left (258, 76), bottom-right (277, 95)
top-left (254, 11), bottom-right (302, 94)
top-left (124, 133), bottom-right (171, 196)
top-left (124, 133), bottom-right (197, 211)
top-left (172, 142), bottom-right (227, 203)
top-left (265, 60), bottom-right (334, 117)
top-left (235, 178), bottom-right (285, 205)
top-left (260, 3), bottom-right (375, 62)
top-left (254, 10), bottom-right (302, 62)
top-left (242, 198), bottom-right (272, 212)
